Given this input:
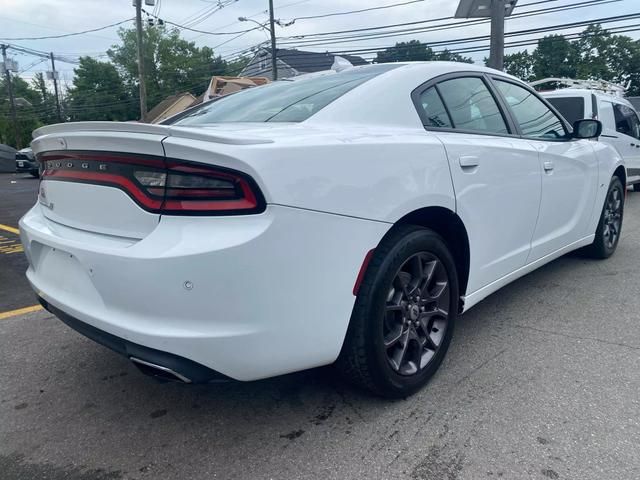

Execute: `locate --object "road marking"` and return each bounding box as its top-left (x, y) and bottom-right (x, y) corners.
top-left (0, 305), bottom-right (43, 320)
top-left (0, 235), bottom-right (23, 254)
top-left (0, 223), bottom-right (20, 235)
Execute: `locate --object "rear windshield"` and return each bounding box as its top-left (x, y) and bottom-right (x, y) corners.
top-left (171, 64), bottom-right (399, 125)
top-left (546, 97), bottom-right (585, 125)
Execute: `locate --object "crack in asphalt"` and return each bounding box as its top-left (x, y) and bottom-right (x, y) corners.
top-left (512, 324), bottom-right (640, 351)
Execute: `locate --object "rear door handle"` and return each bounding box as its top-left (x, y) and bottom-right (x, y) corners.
top-left (459, 155), bottom-right (480, 168)
top-left (543, 161), bottom-right (554, 172)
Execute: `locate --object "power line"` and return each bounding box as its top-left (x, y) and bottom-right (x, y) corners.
top-left (289, 0), bottom-right (427, 22)
top-left (0, 18), bottom-right (134, 41)
top-left (277, 0), bottom-right (616, 43)
top-left (292, 12), bottom-right (640, 56)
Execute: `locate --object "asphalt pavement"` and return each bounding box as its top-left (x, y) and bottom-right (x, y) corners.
top-left (0, 173), bottom-right (39, 312)
top-left (1, 175), bottom-right (639, 480)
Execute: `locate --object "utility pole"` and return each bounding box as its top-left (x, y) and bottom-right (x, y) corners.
top-left (1, 44), bottom-right (20, 149)
top-left (268, 0), bottom-right (278, 80)
top-left (135, 0), bottom-right (147, 121)
top-left (488, 0), bottom-right (506, 70)
top-left (49, 52), bottom-right (63, 123)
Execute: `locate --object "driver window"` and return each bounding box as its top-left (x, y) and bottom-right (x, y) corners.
top-left (494, 79), bottom-right (567, 140)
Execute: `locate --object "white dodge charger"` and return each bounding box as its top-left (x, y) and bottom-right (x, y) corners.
top-left (20, 62), bottom-right (625, 397)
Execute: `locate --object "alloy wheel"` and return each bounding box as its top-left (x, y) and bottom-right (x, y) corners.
top-left (603, 186), bottom-right (623, 249)
top-left (383, 252), bottom-right (450, 376)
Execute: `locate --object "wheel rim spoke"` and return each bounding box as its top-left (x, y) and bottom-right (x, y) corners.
top-left (383, 251), bottom-right (451, 377)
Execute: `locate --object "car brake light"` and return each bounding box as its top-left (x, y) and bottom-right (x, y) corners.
top-left (39, 151), bottom-right (265, 215)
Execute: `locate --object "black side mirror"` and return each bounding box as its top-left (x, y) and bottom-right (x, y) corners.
top-left (573, 119), bottom-right (602, 139)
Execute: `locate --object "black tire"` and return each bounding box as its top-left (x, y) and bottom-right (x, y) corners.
top-left (30, 170), bottom-right (39, 178)
top-left (633, 183), bottom-right (640, 192)
top-left (337, 225), bottom-right (459, 398)
top-left (583, 176), bottom-right (624, 259)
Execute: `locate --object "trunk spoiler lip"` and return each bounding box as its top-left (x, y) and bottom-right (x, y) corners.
top-left (32, 121), bottom-right (274, 145)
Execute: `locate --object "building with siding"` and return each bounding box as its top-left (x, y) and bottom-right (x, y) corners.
top-left (240, 47), bottom-right (369, 80)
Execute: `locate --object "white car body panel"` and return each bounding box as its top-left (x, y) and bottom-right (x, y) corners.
top-left (20, 63), bottom-right (625, 381)
top-left (21, 204), bottom-right (388, 380)
top-left (162, 127), bottom-right (456, 222)
top-left (434, 132), bottom-right (541, 293)
top-left (526, 139), bottom-right (599, 261)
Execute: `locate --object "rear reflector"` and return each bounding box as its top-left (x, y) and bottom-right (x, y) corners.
top-left (353, 249), bottom-right (375, 296)
top-left (39, 151), bottom-right (265, 215)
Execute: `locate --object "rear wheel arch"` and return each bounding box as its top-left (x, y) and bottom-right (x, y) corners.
top-left (613, 165), bottom-right (626, 187)
top-left (389, 207), bottom-right (470, 301)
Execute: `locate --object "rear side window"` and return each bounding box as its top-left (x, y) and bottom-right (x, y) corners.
top-left (418, 87), bottom-right (452, 128)
top-left (612, 103), bottom-right (640, 139)
top-left (494, 80), bottom-right (567, 139)
top-left (435, 77), bottom-right (509, 134)
top-left (546, 97), bottom-right (585, 126)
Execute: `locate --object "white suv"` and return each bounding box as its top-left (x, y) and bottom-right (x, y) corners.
top-left (538, 79), bottom-right (640, 190)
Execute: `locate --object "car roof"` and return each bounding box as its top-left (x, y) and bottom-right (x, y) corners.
top-left (306, 61), bottom-right (525, 128)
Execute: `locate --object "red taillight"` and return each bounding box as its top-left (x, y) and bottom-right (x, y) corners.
top-left (39, 151), bottom-right (265, 215)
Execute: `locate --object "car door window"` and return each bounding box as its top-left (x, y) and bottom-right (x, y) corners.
top-left (418, 87), bottom-right (453, 128)
top-left (613, 103), bottom-right (640, 139)
top-left (436, 77), bottom-right (509, 135)
top-left (494, 79), bottom-right (567, 140)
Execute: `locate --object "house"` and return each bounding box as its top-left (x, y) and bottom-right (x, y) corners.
top-left (240, 47), bottom-right (369, 80)
top-left (147, 92), bottom-right (198, 124)
top-left (203, 76), bottom-right (270, 101)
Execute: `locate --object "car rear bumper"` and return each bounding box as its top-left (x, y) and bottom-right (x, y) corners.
top-left (20, 203), bottom-right (389, 381)
top-left (39, 297), bottom-right (230, 383)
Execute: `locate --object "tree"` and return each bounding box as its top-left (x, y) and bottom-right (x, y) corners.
top-left (502, 51), bottom-right (535, 82)
top-left (575, 25), bottom-right (640, 95)
top-left (66, 57), bottom-right (135, 122)
top-left (31, 72), bottom-right (59, 125)
top-left (0, 74), bottom-right (42, 148)
top-left (376, 40), bottom-right (473, 63)
top-left (108, 25), bottom-right (227, 111)
top-left (436, 49), bottom-right (473, 64)
top-left (532, 35), bottom-right (579, 80)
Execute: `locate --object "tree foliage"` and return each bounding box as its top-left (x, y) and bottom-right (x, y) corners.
top-left (107, 25), bottom-right (228, 111)
top-left (67, 57), bottom-right (135, 121)
top-left (375, 40), bottom-right (473, 64)
top-left (0, 74), bottom-right (43, 148)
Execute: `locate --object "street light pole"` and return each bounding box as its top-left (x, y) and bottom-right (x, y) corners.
top-left (268, 0), bottom-right (278, 80)
top-left (1, 44), bottom-right (20, 149)
top-left (455, 0), bottom-right (517, 72)
top-left (135, 0), bottom-right (147, 121)
top-left (488, 0), bottom-right (506, 70)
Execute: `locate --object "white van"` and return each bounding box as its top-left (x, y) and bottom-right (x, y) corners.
top-left (536, 78), bottom-right (640, 190)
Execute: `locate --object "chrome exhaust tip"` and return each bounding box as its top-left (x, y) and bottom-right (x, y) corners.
top-left (130, 357), bottom-right (192, 383)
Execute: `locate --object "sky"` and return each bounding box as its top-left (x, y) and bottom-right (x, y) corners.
top-left (0, 0), bottom-right (638, 90)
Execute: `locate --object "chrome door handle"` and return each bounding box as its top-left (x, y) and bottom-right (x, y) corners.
top-left (543, 161), bottom-right (554, 172)
top-left (459, 156), bottom-right (479, 168)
